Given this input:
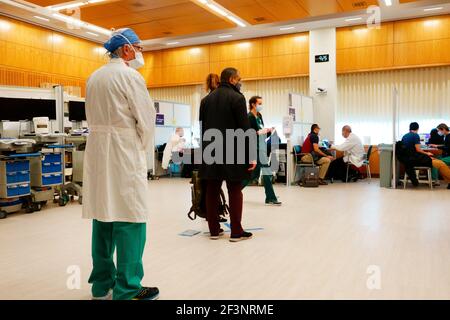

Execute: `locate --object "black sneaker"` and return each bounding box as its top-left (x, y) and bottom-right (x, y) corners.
top-left (447, 184), bottom-right (450, 190)
top-left (210, 229), bottom-right (225, 240)
top-left (230, 231), bottom-right (253, 243)
top-left (132, 287), bottom-right (159, 301)
top-left (265, 200), bottom-right (282, 206)
top-left (219, 217), bottom-right (227, 223)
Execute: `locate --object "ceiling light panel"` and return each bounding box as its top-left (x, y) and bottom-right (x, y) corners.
top-left (194, 0), bottom-right (247, 27)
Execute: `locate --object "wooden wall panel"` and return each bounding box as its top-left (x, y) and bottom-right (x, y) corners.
top-left (337, 45), bottom-right (394, 72)
top-left (262, 53), bottom-right (309, 78)
top-left (209, 39), bottom-right (263, 62)
top-left (0, 16), bottom-right (106, 97)
top-left (336, 23), bottom-right (394, 48)
top-left (262, 34), bottom-right (309, 56)
top-left (210, 58), bottom-right (263, 80)
top-left (394, 38), bottom-right (450, 67)
top-left (337, 15), bottom-right (450, 74)
top-left (146, 33), bottom-right (309, 87)
top-left (394, 16), bottom-right (450, 43)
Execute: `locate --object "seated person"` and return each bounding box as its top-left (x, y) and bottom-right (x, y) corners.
top-left (328, 125), bottom-right (365, 182)
top-left (162, 127), bottom-right (186, 170)
top-left (400, 122), bottom-right (450, 187)
top-left (429, 124), bottom-right (450, 189)
top-left (301, 124), bottom-right (335, 185)
top-left (427, 128), bottom-right (444, 146)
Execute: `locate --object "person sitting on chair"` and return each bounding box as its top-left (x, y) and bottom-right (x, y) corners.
top-left (301, 124), bottom-right (334, 185)
top-left (400, 122), bottom-right (450, 187)
top-left (328, 125), bottom-right (365, 182)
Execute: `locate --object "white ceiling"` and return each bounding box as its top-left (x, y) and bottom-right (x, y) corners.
top-left (0, 0), bottom-right (449, 51)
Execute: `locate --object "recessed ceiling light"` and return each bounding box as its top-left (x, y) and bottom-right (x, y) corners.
top-left (424, 7), bottom-right (443, 12)
top-left (280, 26), bottom-right (295, 31)
top-left (86, 31), bottom-right (99, 36)
top-left (167, 42), bottom-right (180, 45)
top-left (219, 35), bottom-right (232, 38)
top-left (207, 3), bottom-right (228, 16)
top-left (34, 15), bottom-right (50, 22)
top-left (345, 17), bottom-right (363, 22)
top-left (227, 15), bottom-right (246, 27)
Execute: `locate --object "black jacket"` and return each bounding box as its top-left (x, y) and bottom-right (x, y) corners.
top-left (199, 83), bottom-right (253, 181)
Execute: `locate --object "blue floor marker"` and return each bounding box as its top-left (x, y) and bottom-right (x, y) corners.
top-left (179, 230), bottom-right (201, 237)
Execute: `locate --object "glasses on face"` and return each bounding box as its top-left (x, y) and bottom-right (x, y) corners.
top-left (132, 45), bottom-right (144, 52)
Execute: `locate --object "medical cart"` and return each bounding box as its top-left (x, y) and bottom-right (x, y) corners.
top-left (0, 152), bottom-right (41, 219)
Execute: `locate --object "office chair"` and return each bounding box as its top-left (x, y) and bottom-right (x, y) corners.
top-left (293, 145), bottom-right (315, 183)
top-left (345, 145), bottom-right (373, 183)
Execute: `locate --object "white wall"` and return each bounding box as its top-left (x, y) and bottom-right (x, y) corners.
top-left (309, 28), bottom-right (337, 141)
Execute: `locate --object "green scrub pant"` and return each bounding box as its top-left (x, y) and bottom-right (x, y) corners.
top-left (242, 163), bottom-right (278, 203)
top-left (88, 220), bottom-right (146, 300)
top-left (432, 156), bottom-right (450, 180)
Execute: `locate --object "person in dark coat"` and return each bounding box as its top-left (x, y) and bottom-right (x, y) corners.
top-left (199, 67), bottom-right (256, 242)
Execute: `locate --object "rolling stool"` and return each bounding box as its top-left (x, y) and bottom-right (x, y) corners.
top-left (403, 167), bottom-right (433, 190)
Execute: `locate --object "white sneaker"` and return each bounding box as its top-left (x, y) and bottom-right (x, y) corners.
top-left (92, 289), bottom-right (113, 300)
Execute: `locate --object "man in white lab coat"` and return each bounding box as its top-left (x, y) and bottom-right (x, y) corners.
top-left (328, 125), bottom-right (365, 182)
top-left (83, 28), bottom-right (158, 300)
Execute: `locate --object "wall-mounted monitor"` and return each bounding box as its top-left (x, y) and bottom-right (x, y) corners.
top-left (0, 97), bottom-right (57, 121)
top-left (68, 101), bottom-right (86, 121)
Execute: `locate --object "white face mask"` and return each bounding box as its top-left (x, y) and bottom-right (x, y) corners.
top-left (114, 32), bottom-right (145, 70)
top-left (128, 51), bottom-right (145, 70)
top-left (438, 131), bottom-right (445, 137)
top-left (256, 105), bottom-right (263, 112)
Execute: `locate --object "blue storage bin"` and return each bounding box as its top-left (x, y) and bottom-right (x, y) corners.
top-left (16, 171), bottom-right (30, 183)
top-left (6, 173), bottom-right (17, 184)
top-left (42, 153), bottom-right (62, 164)
top-left (6, 185), bottom-right (18, 197)
top-left (17, 184), bottom-right (30, 196)
top-left (42, 174), bottom-right (63, 186)
top-left (42, 162), bottom-right (62, 174)
top-left (5, 160), bottom-right (29, 173)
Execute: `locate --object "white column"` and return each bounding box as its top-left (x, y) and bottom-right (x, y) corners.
top-left (309, 28), bottom-right (337, 141)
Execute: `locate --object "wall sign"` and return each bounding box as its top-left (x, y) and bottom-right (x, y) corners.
top-left (155, 114), bottom-right (165, 126)
top-left (315, 54), bottom-right (330, 63)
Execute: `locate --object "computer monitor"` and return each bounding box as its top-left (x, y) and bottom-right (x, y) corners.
top-left (68, 101), bottom-right (86, 122)
top-left (0, 97), bottom-right (57, 121)
top-left (419, 133), bottom-right (430, 145)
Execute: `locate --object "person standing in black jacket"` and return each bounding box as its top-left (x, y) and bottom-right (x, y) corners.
top-left (242, 96), bottom-right (281, 206)
top-left (199, 68), bottom-right (257, 242)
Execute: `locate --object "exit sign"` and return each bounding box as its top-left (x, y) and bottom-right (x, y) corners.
top-left (315, 54), bottom-right (330, 63)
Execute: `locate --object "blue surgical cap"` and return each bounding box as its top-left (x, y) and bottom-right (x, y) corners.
top-left (104, 28), bottom-right (141, 53)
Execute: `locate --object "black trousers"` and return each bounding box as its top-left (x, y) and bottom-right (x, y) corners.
top-left (327, 158), bottom-right (358, 181)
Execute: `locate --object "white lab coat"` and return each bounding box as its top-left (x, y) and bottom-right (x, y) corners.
top-left (82, 58), bottom-right (156, 223)
top-left (333, 133), bottom-right (365, 168)
top-left (161, 134), bottom-right (185, 169)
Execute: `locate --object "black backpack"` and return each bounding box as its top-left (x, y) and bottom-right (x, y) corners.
top-left (187, 170), bottom-right (230, 221)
